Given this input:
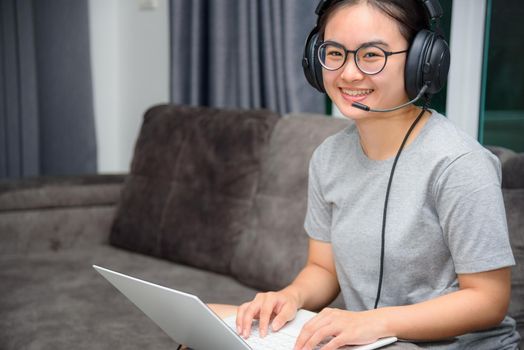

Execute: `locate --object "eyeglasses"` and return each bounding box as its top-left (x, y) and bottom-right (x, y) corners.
top-left (318, 41), bottom-right (408, 75)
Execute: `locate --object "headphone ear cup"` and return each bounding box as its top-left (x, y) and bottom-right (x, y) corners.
top-left (405, 29), bottom-right (450, 99)
top-left (405, 29), bottom-right (431, 100)
top-left (302, 28), bottom-right (325, 93)
top-left (426, 35), bottom-right (450, 95)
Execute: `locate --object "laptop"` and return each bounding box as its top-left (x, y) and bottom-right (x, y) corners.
top-left (93, 265), bottom-right (397, 350)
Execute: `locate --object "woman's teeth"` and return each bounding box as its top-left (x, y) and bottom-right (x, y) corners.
top-left (341, 88), bottom-right (373, 96)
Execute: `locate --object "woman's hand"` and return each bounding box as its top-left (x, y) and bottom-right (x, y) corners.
top-left (293, 307), bottom-right (390, 350)
top-left (235, 239), bottom-right (340, 341)
top-left (236, 289), bottom-right (301, 339)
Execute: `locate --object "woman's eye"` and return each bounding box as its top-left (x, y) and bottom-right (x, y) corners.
top-left (363, 52), bottom-right (379, 58)
top-left (327, 51), bottom-right (343, 57)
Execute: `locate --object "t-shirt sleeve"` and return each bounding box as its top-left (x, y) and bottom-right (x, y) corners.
top-left (304, 147), bottom-right (332, 242)
top-left (434, 149), bottom-right (515, 274)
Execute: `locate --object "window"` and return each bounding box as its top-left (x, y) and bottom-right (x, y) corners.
top-left (480, 0), bottom-right (524, 152)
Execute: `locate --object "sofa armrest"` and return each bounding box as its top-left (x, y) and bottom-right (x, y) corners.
top-left (0, 174), bottom-right (125, 255)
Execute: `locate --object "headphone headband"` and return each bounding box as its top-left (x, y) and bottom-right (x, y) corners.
top-left (315, 0), bottom-right (443, 25)
top-left (420, 0), bottom-right (443, 21)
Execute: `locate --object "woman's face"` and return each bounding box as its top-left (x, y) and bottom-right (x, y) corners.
top-left (322, 3), bottom-right (410, 120)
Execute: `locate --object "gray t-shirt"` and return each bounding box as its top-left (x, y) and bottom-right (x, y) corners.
top-left (304, 111), bottom-right (520, 349)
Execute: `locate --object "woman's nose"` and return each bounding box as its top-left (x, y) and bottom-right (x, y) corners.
top-left (340, 56), bottom-right (364, 81)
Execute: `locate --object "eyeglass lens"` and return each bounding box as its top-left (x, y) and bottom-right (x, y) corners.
top-left (318, 43), bottom-right (387, 74)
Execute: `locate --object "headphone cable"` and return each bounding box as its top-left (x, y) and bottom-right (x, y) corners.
top-left (373, 106), bottom-right (428, 309)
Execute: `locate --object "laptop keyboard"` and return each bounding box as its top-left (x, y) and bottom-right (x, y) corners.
top-left (245, 324), bottom-right (330, 350)
top-left (224, 315), bottom-right (396, 350)
top-left (245, 327), bottom-right (295, 350)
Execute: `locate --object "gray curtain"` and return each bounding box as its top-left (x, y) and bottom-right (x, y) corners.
top-left (169, 0), bottom-right (325, 115)
top-left (0, 0), bottom-right (97, 179)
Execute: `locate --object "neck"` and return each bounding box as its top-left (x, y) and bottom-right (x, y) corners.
top-left (355, 106), bottom-right (429, 161)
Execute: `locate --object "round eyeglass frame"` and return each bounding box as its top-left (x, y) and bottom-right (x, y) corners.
top-left (317, 41), bottom-right (409, 75)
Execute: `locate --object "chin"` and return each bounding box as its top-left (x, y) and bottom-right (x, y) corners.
top-left (333, 100), bottom-right (370, 120)
top-left (329, 89), bottom-right (376, 119)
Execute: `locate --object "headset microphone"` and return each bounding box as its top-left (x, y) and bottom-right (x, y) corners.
top-left (351, 84), bottom-right (429, 112)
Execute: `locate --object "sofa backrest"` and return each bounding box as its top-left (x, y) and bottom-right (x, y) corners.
top-left (0, 175), bottom-right (124, 254)
top-left (488, 146), bottom-right (524, 340)
top-left (109, 105), bottom-right (350, 281)
top-left (229, 113), bottom-right (350, 290)
top-left (110, 104), bottom-right (279, 274)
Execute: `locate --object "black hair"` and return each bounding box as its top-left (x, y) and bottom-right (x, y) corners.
top-left (318, 0), bottom-right (430, 45)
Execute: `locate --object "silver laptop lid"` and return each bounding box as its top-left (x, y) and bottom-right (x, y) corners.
top-left (93, 265), bottom-right (250, 350)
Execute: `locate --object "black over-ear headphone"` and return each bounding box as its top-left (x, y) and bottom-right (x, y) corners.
top-left (302, 0), bottom-right (450, 100)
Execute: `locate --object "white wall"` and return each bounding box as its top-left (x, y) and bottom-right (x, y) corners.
top-left (89, 0), bottom-right (169, 173)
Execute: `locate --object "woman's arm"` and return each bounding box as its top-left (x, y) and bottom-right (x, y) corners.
top-left (294, 267), bottom-right (511, 349)
top-left (382, 267), bottom-right (511, 340)
top-left (286, 238), bottom-right (341, 311)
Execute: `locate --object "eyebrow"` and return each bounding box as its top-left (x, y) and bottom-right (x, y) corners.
top-left (360, 40), bottom-right (390, 48)
top-left (323, 39), bottom-right (391, 49)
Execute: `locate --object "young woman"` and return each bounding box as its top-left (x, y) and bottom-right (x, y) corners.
top-left (230, 1), bottom-right (520, 349)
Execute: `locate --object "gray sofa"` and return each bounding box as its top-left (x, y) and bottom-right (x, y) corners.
top-left (1, 104), bottom-right (522, 349)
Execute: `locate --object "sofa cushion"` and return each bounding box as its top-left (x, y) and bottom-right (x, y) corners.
top-left (0, 246), bottom-right (258, 350)
top-left (230, 114), bottom-right (350, 291)
top-left (110, 104), bottom-right (278, 274)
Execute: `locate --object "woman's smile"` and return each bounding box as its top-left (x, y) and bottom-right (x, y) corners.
top-left (339, 87), bottom-right (374, 103)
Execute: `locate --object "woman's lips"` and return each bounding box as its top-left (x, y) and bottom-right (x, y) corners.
top-left (340, 88), bottom-right (374, 103)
